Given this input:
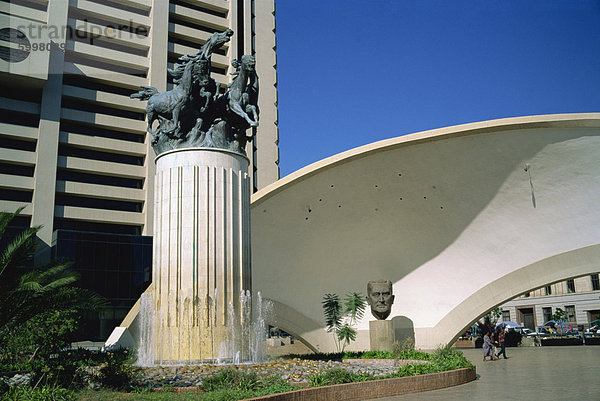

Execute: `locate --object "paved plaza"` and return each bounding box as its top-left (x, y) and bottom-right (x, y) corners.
top-left (375, 346), bottom-right (600, 400)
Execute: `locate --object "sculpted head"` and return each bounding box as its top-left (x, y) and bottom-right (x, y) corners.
top-left (367, 280), bottom-right (395, 320)
top-left (210, 29), bottom-right (233, 45)
top-left (241, 54), bottom-right (256, 71)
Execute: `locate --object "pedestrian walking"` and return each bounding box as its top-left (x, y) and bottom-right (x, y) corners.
top-left (483, 330), bottom-right (498, 361)
top-left (496, 328), bottom-right (508, 359)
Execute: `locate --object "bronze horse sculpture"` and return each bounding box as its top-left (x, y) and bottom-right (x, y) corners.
top-left (221, 54), bottom-right (259, 128)
top-left (130, 29), bottom-right (259, 155)
top-left (131, 59), bottom-right (202, 141)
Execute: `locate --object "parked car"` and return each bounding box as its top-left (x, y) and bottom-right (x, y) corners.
top-left (520, 328), bottom-right (535, 336)
top-left (533, 327), bottom-right (553, 336)
top-left (584, 325), bottom-right (600, 335)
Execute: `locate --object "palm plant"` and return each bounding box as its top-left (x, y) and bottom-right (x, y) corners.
top-left (322, 293), bottom-right (343, 332)
top-left (0, 208), bottom-right (106, 365)
top-left (322, 291), bottom-right (366, 352)
top-left (344, 292), bottom-right (366, 324)
top-left (0, 206), bottom-right (39, 281)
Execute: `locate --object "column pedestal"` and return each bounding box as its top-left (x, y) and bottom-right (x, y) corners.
top-left (369, 320), bottom-right (394, 352)
top-left (152, 148), bottom-right (251, 363)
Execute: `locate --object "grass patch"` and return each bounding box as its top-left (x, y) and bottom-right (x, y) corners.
top-left (0, 385), bottom-right (76, 401)
top-left (199, 368), bottom-right (296, 400)
top-left (77, 389), bottom-right (203, 400)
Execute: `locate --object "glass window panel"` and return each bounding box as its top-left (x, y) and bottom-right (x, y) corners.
top-left (591, 274), bottom-right (600, 291)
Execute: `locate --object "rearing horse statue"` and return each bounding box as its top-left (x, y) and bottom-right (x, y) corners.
top-left (131, 58), bottom-right (201, 140)
top-left (223, 55), bottom-right (259, 127)
top-left (128, 29), bottom-right (260, 155)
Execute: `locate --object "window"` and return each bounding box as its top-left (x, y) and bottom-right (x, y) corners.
top-left (502, 310), bottom-right (510, 322)
top-left (567, 279), bottom-right (575, 293)
top-left (545, 285), bottom-right (552, 295)
top-left (542, 307), bottom-right (552, 324)
top-left (565, 305), bottom-right (576, 323)
top-left (524, 292), bottom-right (530, 298)
top-left (52, 230), bottom-right (152, 340)
top-left (592, 274), bottom-right (600, 291)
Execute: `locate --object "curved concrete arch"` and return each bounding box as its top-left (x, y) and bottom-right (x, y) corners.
top-left (425, 244), bottom-right (600, 348)
top-left (251, 113), bottom-right (600, 350)
top-left (263, 298), bottom-right (326, 353)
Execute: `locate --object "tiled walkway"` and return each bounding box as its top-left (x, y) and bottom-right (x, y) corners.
top-left (373, 346), bottom-right (600, 400)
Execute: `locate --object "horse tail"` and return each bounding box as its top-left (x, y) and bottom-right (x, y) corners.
top-left (130, 86), bottom-right (158, 100)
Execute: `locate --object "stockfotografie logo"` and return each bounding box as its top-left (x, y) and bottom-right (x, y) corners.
top-left (0, 28), bottom-right (31, 62)
top-left (1, 19), bottom-right (148, 63)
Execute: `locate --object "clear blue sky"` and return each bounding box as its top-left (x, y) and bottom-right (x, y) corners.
top-left (275, 0), bottom-right (600, 178)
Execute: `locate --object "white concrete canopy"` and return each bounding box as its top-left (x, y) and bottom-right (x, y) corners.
top-left (250, 113), bottom-right (600, 350)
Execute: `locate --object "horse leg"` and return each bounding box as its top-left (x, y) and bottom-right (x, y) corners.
top-left (146, 109), bottom-right (157, 137)
top-left (230, 101), bottom-right (257, 127)
top-left (171, 106), bottom-right (182, 137)
top-left (246, 105), bottom-right (258, 125)
top-left (201, 92), bottom-right (210, 112)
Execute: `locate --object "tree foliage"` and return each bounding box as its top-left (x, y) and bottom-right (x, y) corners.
top-left (552, 307), bottom-right (567, 322)
top-left (481, 307), bottom-right (502, 325)
top-left (0, 208), bottom-right (106, 369)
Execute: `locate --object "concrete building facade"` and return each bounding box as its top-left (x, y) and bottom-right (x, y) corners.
top-left (0, 0), bottom-right (279, 256)
top-left (499, 274), bottom-right (600, 330)
top-left (1, 0), bottom-right (278, 339)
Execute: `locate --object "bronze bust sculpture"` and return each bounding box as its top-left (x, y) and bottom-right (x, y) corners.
top-left (367, 280), bottom-right (395, 320)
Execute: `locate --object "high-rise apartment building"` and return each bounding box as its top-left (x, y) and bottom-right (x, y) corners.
top-left (1, 0), bottom-right (278, 339)
top-left (1, 0), bottom-right (279, 251)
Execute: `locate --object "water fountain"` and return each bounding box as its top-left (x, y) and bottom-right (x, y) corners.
top-left (108, 29), bottom-right (264, 366)
top-left (135, 146), bottom-right (259, 365)
top-left (136, 289), bottom-right (268, 366)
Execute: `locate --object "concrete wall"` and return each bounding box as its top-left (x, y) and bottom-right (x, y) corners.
top-left (250, 113), bottom-right (600, 350)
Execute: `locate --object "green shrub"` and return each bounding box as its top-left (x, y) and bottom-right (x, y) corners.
top-left (201, 369), bottom-right (262, 393)
top-left (431, 346), bottom-right (474, 370)
top-left (0, 385), bottom-right (76, 401)
top-left (394, 349), bottom-right (432, 361)
top-left (97, 350), bottom-right (136, 390)
top-left (0, 348), bottom-right (136, 390)
top-left (308, 368), bottom-right (372, 387)
top-left (400, 337), bottom-right (415, 352)
top-left (342, 350), bottom-right (395, 359)
top-left (393, 346), bottom-right (473, 378)
top-left (395, 362), bottom-right (440, 377)
top-left (247, 377), bottom-right (295, 397)
top-left (342, 349), bottom-right (431, 361)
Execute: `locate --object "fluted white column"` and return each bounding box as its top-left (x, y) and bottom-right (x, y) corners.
top-left (152, 148), bottom-right (251, 362)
